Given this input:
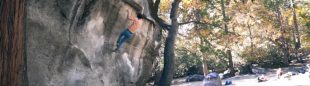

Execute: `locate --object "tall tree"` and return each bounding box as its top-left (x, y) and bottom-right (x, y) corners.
top-left (277, 1), bottom-right (290, 65)
top-left (221, 0), bottom-right (234, 73)
top-left (159, 0), bottom-right (181, 85)
top-left (148, 0), bottom-right (181, 85)
top-left (221, 0), bottom-right (229, 34)
top-left (263, 0), bottom-right (289, 64)
top-left (247, 24), bottom-right (254, 58)
top-left (291, 0), bottom-right (300, 49)
top-left (0, 0), bottom-right (26, 86)
top-left (290, 0), bottom-right (302, 61)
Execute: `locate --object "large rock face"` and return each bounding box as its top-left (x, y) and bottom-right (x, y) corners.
top-left (26, 0), bottom-right (161, 86)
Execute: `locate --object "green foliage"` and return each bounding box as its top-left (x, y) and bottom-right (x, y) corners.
top-left (263, 0), bottom-right (285, 11)
top-left (211, 20), bottom-right (222, 28)
top-left (199, 39), bottom-right (213, 53)
top-left (207, 49), bottom-right (228, 70)
top-left (174, 49), bottom-right (203, 77)
top-left (299, 6), bottom-right (310, 34)
top-left (174, 47), bottom-right (230, 77)
top-left (241, 44), bottom-right (287, 68)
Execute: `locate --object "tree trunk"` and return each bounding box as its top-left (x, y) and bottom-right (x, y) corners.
top-left (200, 38), bottom-right (209, 76)
top-left (0, 0), bottom-right (26, 86)
top-left (202, 59), bottom-right (209, 76)
top-left (147, 0), bottom-right (171, 30)
top-left (275, 7), bottom-right (289, 65)
top-left (291, 0), bottom-right (302, 62)
top-left (227, 50), bottom-right (234, 73)
top-left (158, 0), bottom-right (181, 86)
top-left (220, 0), bottom-right (228, 34)
top-left (247, 24), bottom-right (254, 58)
top-left (291, 0), bottom-right (300, 50)
top-left (154, 70), bottom-right (162, 85)
top-left (221, 0), bottom-right (234, 72)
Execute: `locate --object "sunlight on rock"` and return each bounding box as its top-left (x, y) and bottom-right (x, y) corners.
top-left (155, 41), bottom-right (159, 47)
top-left (86, 13), bottom-right (104, 31)
top-left (65, 70), bottom-right (86, 86)
top-left (122, 53), bottom-right (135, 75)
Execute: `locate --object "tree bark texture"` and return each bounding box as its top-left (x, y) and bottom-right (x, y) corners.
top-left (0, 0), bottom-right (25, 86)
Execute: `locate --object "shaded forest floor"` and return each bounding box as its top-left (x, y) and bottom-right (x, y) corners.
top-left (172, 58), bottom-right (310, 86)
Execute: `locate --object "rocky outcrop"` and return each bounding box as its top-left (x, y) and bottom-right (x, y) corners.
top-left (26, 0), bottom-right (161, 86)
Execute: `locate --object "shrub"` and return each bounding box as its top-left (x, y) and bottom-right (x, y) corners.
top-left (174, 49), bottom-right (203, 77)
top-left (241, 44), bottom-right (287, 68)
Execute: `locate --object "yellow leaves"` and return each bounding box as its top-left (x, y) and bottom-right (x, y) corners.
top-left (183, 0), bottom-right (192, 5)
top-left (199, 29), bottom-right (212, 37)
top-left (191, 42), bottom-right (200, 51)
top-left (283, 9), bottom-right (292, 17)
top-left (301, 35), bottom-right (310, 50)
top-left (282, 9), bottom-right (294, 26)
top-left (296, 6), bottom-right (306, 15)
top-left (182, 0), bottom-right (206, 10)
top-left (160, 0), bottom-right (206, 13)
top-left (159, 0), bottom-right (172, 13)
top-left (176, 36), bottom-right (201, 53)
top-left (203, 18), bottom-right (211, 23)
top-left (296, 5), bottom-right (310, 26)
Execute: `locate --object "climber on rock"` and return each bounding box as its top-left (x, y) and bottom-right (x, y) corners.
top-left (114, 9), bottom-right (143, 52)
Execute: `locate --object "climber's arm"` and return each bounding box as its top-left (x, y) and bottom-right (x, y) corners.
top-left (127, 9), bottom-right (135, 21)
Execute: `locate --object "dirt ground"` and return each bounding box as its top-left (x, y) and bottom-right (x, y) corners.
top-left (172, 73), bottom-right (310, 86)
top-left (172, 59), bottom-right (310, 86)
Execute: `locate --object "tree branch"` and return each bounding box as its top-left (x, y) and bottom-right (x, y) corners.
top-left (154, 0), bottom-right (160, 15)
top-left (147, 0), bottom-right (171, 31)
top-left (179, 21), bottom-right (211, 25)
top-left (179, 21), bottom-right (222, 29)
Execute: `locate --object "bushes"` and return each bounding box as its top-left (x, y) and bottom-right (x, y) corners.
top-left (241, 44), bottom-right (287, 68)
top-left (174, 49), bottom-right (203, 77)
top-left (174, 48), bottom-right (229, 77)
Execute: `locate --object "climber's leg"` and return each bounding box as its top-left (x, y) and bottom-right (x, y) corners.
top-left (115, 29), bottom-right (127, 51)
top-left (115, 29), bottom-right (132, 51)
top-left (116, 31), bottom-right (126, 47)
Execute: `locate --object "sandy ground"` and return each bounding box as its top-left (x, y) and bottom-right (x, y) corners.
top-left (172, 63), bottom-right (310, 86)
top-left (171, 58), bottom-right (310, 86)
top-left (172, 72), bottom-right (310, 86)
